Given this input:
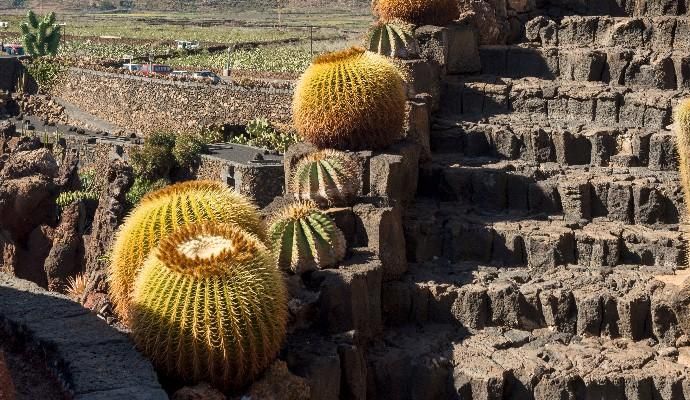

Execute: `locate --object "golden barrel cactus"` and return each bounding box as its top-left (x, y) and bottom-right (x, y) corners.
top-left (130, 222), bottom-right (287, 391)
top-left (109, 180), bottom-right (263, 323)
top-left (373, 0), bottom-right (459, 26)
top-left (292, 149), bottom-right (362, 207)
top-left (292, 47), bottom-right (407, 151)
top-left (676, 99), bottom-right (690, 213)
top-left (366, 20), bottom-right (420, 59)
top-left (268, 201), bottom-right (346, 274)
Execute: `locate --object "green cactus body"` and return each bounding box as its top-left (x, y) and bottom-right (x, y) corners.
top-left (109, 180), bottom-right (264, 323)
top-left (675, 99), bottom-right (690, 212)
top-left (366, 21), bottom-right (420, 59)
top-left (292, 150), bottom-right (361, 207)
top-left (21, 10), bottom-right (61, 56)
top-left (131, 222), bottom-right (287, 391)
top-left (268, 201), bottom-right (346, 274)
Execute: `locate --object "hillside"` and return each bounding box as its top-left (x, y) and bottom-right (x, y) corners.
top-left (0, 0), bottom-right (370, 11)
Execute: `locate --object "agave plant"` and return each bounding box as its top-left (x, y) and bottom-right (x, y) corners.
top-left (131, 222), bottom-right (287, 391)
top-left (366, 20), bottom-right (420, 59)
top-left (292, 47), bottom-right (407, 151)
top-left (292, 149), bottom-right (361, 207)
top-left (20, 10), bottom-right (62, 57)
top-left (267, 201), bottom-right (346, 274)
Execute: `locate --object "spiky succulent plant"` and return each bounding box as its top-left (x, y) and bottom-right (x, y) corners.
top-left (366, 20), bottom-right (420, 59)
top-left (20, 10), bottom-right (62, 57)
top-left (292, 149), bottom-right (362, 207)
top-left (675, 99), bottom-right (690, 213)
top-left (130, 222), bottom-right (287, 391)
top-left (109, 180), bottom-right (264, 323)
top-left (373, 0), bottom-right (459, 26)
top-left (268, 201), bottom-right (346, 274)
top-left (293, 47), bottom-right (407, 151)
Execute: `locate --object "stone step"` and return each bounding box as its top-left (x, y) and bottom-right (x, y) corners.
top-left (479, 44), bottom-right (687, 90)
top-left (405, 204), bottom-right (685, 268)
top-left (524, 15), bottom-right (690, 53)
top-left (366, 324), bottom-right (690, 400)
top-left (440, 76), bottom-right (687, 129)
top-left (418, 157), bottom-right (682, 225)
top-left (383, 263), bottom-right (687, 344)
top-left (431, 118), bottom-right (678, 171)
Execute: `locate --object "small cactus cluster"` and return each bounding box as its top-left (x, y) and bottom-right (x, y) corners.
top-left (21, 10), bottom-right (62, 57)
top-left (109, 180), bottom-right (288, 391)
top-left (366, 20), bottom-right (420, 59)
top-left (292, 47), bottom-right (407, 151)
top-left (373, 0), bottom-right (459, 26)
top-left (131, 222), bottom-right (287, 391)
top-left (292, 149), bottom-right (362, 207)
top-left (267, 201), bottom-right (346, 274)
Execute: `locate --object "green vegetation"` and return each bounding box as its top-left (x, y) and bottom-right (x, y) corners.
top-left (21, 10), bottom-right (62, 56)
top-left (231, 117), bottom-right (298, 153)
top-left (56, 169), bottom-right (99, 211)
top-left (366, 20), bottom-right (419, 59)
top-left (22, 57), bottom-right (67, 91)
top-left (130, 222), bottom-right (287, 391)
top-left (109, 180), bottom-right (264, 323)
top-left (125, 176), bottom-right (169, 208)
top-left (267, 200), bottom-right (346, 274)
top-left (292, 149), bottom-right (361, 207)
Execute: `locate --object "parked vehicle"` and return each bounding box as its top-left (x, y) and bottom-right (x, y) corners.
top-left (192, 70), bottom-right (221, 84)
top-left (121, 63), bottom-right (142, 72)
top-left (170, 70), bottom-right (191, 78)
top-left (2, 44), bottom-right (24, 56)
top-left (176, 40), bottom-right (200, 50)
top-left (140, 64), bottom-right (173, 75)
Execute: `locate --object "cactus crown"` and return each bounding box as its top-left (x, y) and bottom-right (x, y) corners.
top-left (109, 180), bottom-right (264, 323)
top-left (293, 46), bottom-right (407, 151)
top-left (292, 149), bottom-right (361, 207)
top-left (268, 201), bottom-right (346, 274)
top-left (366, 20), bottom-right (420, 59)
top-left (373, 0), bottom-right (459, 26)
top-left (131, 222), bottom-right (287, 390)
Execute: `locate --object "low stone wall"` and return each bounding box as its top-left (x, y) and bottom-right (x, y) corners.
top-left (56, 68), bottom-right (295, 135)
top-left (0, 57), bottom-right (21, 92)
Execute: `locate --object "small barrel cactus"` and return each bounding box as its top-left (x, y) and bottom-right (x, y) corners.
top-left (293, 47), bottom-right (407, 151)
top-left (130, 222), bottom-right (287, 391)
top-left (373, 0), bottom-right (459, 26)
top-left (675, 99), bottom-right (690, 210)
top-left (292, 149), bottom-right (362, 207)
top-left (109, 180), bottom-right (263, 323)
top-left (267, 201), bottom-right (346, 274)
top-left (366, 20), bottom-right (420, 59)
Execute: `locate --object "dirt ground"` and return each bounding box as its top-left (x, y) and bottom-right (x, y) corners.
top-left (0, 348), bottom-right (64, 400)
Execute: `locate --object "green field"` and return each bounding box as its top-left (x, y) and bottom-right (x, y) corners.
top-left (0, 7), bottom-right (371, 74)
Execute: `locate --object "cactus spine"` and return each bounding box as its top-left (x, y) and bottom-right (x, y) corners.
top-left (21, 10), bottom-right (61, 56)
top-left (366, 20), bottom-right (420, 59)
top-left (292, 149), bottom-right (362, 207)
top-left (373, 0), bottom-right (459, 26)
top-left (292, 47), bottom-right (407, 151)
top-left (268, 201), bottom-right (346, 274)
top-left (109, 180), bottom-right (264, 323)
top-left (675, 99), bottom-right (690, 214)
top-left (131, 222), bottom-right (287, 391)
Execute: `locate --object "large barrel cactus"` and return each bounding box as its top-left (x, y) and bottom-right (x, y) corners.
top-left (676, 99), bottom-right (690, 214)
top-left (292, 149), bottom-right (362, 207)
top-left (292, 47), bottom-right (407, 151)
top-left (373, 0), bottom-right (459, 26)
top-left (366, 20), bottom-right (420, 59)
top-left (109, 180), bottom-right (263, 323)
top-left (268, 201), bottom-right (346, 274)
top-left (130, 222), bottom-right (287, 391)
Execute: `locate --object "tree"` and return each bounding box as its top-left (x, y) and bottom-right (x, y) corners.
top-left (20, 10), bottom-right (61, 56)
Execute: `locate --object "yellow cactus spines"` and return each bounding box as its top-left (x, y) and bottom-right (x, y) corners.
top-left (675, 99), bottom-right (690, 212)
top-left (268, 201), bottom-right (346, 274)
top-left (109, 180), bottom-right (264, 323)
top-left (292, 149), bottom-right (362, 207)
top-left (374, 0), bottom-right (459, 26)
top-left (130, 222), bottom-right (287, 391)
top-left (292, 47), bottom-right (407, 151)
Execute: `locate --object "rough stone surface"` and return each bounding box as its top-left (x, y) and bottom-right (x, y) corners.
top-left (243, 360), bottom-right (310, 400)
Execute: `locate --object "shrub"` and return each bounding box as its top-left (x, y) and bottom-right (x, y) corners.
top-left (292, 47), bottom-right (406, 151)
top-left (130, 222), bottom-right (287, 391)
top-left (56, 169), bottom-right (99, 211)
top-left (129, 131), bottom-right (176, 180)
top-left (366, 20), bottom-right (420, 59)
top-left (292, 149), bottom-right (361, 207)
top-left (21, 10), bottom-right (62, 56)
top-left (109, 180), bottom-right (264, 323)
top-left (125, 176), bottom-right (169, 208)
top-left (22, 57), bottom-right (66, 92)
top-left (373, 0), bottom-right (459, 26)
top-left (267, 200), bottom-right (346, 274)
top-left (231, 117), bottom-right (299, 153)
top-left (173, 133), bottom-right (206, 168)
